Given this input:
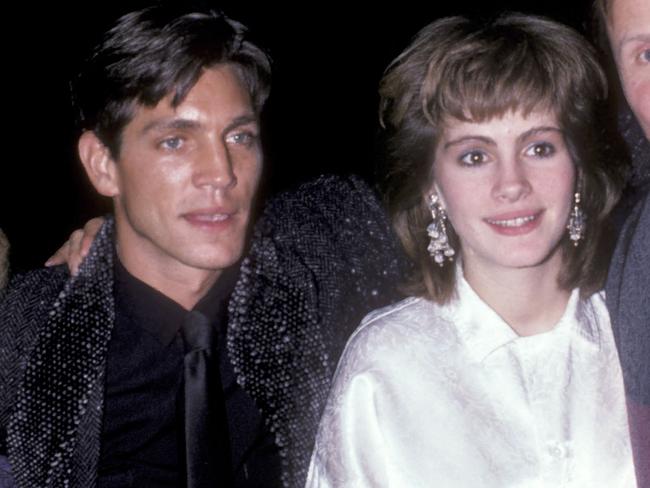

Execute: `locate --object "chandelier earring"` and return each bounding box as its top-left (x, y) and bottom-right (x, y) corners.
top-left (427, 193), bottom-right (455, 266)
top-left (567, 191), bottom-right (585, 246)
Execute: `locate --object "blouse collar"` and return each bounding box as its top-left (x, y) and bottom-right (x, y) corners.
top-left (449, 267), bottom-right (602, 363)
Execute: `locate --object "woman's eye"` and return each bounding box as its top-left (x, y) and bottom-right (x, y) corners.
top-left (526, 142), bottom-right (555, 158)
top-left (459, 150), bottom-right (488, 166)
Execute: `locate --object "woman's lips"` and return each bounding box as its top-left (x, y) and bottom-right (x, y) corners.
top-left (484, 210), bottom-right (544, 236)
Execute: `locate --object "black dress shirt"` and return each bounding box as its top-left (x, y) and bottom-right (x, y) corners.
top-left (97, 258), bottom-right (280, 487)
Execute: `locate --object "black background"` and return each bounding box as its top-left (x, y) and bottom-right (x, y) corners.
top-left (1, 0), bottom-right (595, 272)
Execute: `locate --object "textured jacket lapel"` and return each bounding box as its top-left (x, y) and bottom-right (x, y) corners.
top-left (8, 220), bottom-right (116, 488)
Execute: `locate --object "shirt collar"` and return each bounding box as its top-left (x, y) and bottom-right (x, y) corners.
top-left (451, 267), bottom-right (602, 364)
top-left (571, 293), bottom-right (603, 349)
top-left (451, 273), bottom-right (518, 363)
top-left (113, 256), bottom-right (239, 347)
top-left (194, 264), bottom-right (239, 326)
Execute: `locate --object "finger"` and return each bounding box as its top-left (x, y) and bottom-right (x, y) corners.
top-left (79, 217), bottom-right (103, 257)
top-left (44, 216), bottom-right (104, 272)
top-left (44, 228), bottom-right (84, 273)
top-left (45, 241), bottom-right (71, 267)
top-left (67, 229), bottom-right (87, 275)
top-left (71, 217), bottom-right (104, 275)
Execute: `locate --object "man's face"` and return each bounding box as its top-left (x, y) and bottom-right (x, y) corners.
top-left (608, 0), bottom-right (650, 138)
top-left (105, 65), bottom-right (262, 285)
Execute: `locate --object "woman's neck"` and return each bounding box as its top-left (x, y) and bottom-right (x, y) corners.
top-left (462, 254), bottom-right (571, 337)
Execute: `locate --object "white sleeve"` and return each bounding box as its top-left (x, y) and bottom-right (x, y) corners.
top-left (306, 362), bottom-right (389, 488)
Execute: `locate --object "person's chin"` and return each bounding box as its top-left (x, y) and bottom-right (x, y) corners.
top-left (183, 244), bottom-right (244, 272)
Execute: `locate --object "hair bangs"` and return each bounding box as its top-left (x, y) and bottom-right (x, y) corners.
top-left (423, 34), bottom-right (560, 125)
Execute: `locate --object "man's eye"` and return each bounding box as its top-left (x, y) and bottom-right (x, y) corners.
top-left (525, 142), bottom-right (555, 158)
top-left (459, 150), bottom-right (488, 166)
top-left (159, 136), bottom-right (184, 150)
top-left (227, 131), bottom-right (257, 146)
top-left (640, 48), bottom-right (650, 63)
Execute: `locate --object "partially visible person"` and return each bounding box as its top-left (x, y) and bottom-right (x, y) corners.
top-left (0, 230), bottom-right (8, 291)
top-left (0, 5), bottom-right (280, 487)
top-left (599, 0), bottom-right (650, 137)
top-left (307, 14), bottom-right (634, 487)
top-left (596, 0), bottom-right (650, 485)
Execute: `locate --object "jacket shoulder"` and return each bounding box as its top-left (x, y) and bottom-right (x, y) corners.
top-left (1, 266), bottom-right (69, 320)
top-left (0, 266), bottom-right (69, 423)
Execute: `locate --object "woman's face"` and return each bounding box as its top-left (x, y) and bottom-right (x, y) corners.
top-left (431, 109), bottom-right (576, 278)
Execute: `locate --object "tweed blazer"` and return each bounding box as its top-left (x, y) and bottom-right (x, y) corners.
top-left (0, 220), bottom-right (115, 488)
top-left (0, 217), bottom-right (280, 488)
top-left (1, 175), bottom-right (400, 488)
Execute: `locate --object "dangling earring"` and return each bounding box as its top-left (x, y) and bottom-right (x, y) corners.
top-left (427, 193), bottom-right (455, 266)
top-left (567, 191), bottom-right (585, 246)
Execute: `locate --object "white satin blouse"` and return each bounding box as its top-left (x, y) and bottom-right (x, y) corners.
top-left (306, 276), bottom-right (636, 487)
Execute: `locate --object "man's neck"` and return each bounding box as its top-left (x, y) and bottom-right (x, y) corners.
top-left (116, 244), bottom-right (221, 311)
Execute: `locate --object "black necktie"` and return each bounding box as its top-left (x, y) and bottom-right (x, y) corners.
top-left (181, 310), bottom-right (231, 487)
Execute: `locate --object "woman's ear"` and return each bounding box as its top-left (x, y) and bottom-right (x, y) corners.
top-left (78, 131), bottom-right (119, 197)
top-left (426, 182), bottom-right (447, 210)
top-left (575, 167), bottom-right (584, 193)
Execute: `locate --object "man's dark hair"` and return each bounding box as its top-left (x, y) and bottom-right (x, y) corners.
top-left (72, 4), bottom-right (272, 158)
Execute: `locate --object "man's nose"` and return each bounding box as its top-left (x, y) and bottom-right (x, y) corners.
top-left (192, 141), bottom-right (237, 190)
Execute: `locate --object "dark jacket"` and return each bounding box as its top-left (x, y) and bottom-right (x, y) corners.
top-left (606, 110), bottom-right (650, 488)
top-left (607, 190), bottom-right (650, 488)
top-left (0, 219), bottom-right (279, 488)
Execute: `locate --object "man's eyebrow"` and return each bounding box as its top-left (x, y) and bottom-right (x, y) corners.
top-left (223, 114), bottom-right (258, 134)
top-left (140, 114), bottom-right (259, 136)
top-left (140, 118), bottom-right (201, 135)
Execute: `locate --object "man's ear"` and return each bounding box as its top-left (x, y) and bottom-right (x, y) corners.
top-left (78, 131), bottom-right (119, 197)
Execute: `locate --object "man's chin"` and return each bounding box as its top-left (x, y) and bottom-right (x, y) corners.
top-left (180, 247), bottom-right (244, 273)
